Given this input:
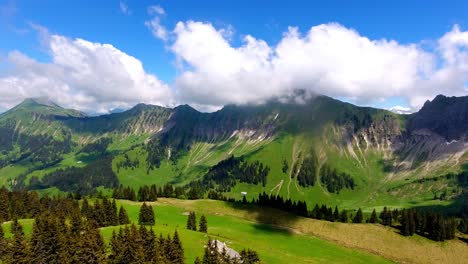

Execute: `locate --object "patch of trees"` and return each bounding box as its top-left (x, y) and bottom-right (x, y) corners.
top-left (319, 164), bottom-right (355, 193)
top-left (113, 184), bottom-right (187, 201)
top-left (146, 139), bottom-right (168, 171)
top-left (202, 156), bottom-right (270, 192)
top-left (0, 188), bottom-right (79, 222)
top-left (196, 239), bottom-right (260, 264)
top-left (29, 157), bottom-right (119, 194)
top-left (186, 212), bottom-right (208, 233)
top-left (295, 150), bottom-right (355, 194)
top-left (109, 225), bottom-right (184, 264)
top-left (81, 198), bottom-right (130, 227)
top-left (229, 192), bottom-right (458, 242)
top-left (399, 209), bottom-right (457, 241)
top-left (0, 212), bottom-right (106, 264)
top-left (0, 127), bottom-right (15, 153)
top-left (79, 137), bottom-right (112, 155)
top-left (297, 156), bottom-right (318, 187)
top-left (16, 132), bottom-right (73, 166)
top-left (115, 153), bottom-right (140, 172)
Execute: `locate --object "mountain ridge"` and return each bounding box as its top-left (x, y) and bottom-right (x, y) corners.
top-left (0, 94), bottom-right (466, 211)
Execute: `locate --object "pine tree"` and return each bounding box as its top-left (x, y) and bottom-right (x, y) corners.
top-left (194, 256), bottom-right (202, 264)
top-left (353, 208), bottom-right (363, 223)
top-left (202, 239), bottom-right (218, 264)
top-left (333, 206), bottom-right (339, 222)
top-left (73, 221), bottom-right (106, 264)
top-left (0, 189), bottom-right (9, 222)
top-left (199, 215), bottom-right (208, 233)
top-left (139, 202), bottom-right (155, 225)
top-left (118, 205), bottom-right (130, 225)
top-left (169, 230), bottom-right (184, 264)
top-left (339, 210), bottom-right (348, 223)
top-left (240, 249), bottom-right (260, 264)
top-left (187, 212), bottom-right (197, 231)
top-left (128, 225), bottom-right (146, 262)
top-left (369, 209), bottom-right (378, 223)
top-left (5, 220), bottom-right (30, 264)
top-left (0, 224), bottom-right (7, 259)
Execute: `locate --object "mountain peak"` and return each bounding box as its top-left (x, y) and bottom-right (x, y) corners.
top-left (21, 97), bottom-right (62, 108)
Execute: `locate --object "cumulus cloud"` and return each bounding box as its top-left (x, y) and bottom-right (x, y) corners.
top-left (170, 22), bottom-right (468, 110)
top-left (145, 5), bottom-right (167, 41)
top-left (0, 31), bottom-right (173, 113)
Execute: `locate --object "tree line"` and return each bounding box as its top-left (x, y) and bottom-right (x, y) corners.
top-left (28, 157), bottom-right (118, 194)
top-left (232, 192), bottom-right (459, 242)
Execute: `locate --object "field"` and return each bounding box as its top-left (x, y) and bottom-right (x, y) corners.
top-left (3, 198), bottom-right (467, 264)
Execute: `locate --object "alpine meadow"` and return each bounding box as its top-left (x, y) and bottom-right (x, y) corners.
top-left (0, 1), bottom-right (467, 263)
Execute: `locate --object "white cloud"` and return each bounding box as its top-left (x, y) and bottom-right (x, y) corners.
top-left (145, 5), bottom-right (167, 41)
top-left (388, 106), bottom-right (413, 115)
top-left (119, 1), bottom-right (131, 15)
top-left (169, 22), bottom-right (468, 110)
top-left (0, 32), bottom-right (173, 113)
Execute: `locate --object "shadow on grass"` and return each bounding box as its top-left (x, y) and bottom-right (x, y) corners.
top-left (226, 202), bottom-right (304, 236)
top-left (413, 193), bottom-right (468, 215)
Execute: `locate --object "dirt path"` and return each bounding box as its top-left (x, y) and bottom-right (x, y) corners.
top-left (269, 179), bottom-right (284, 196)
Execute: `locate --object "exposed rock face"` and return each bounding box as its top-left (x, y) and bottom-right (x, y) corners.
top-left (408, 95), bottom-right (468, 141)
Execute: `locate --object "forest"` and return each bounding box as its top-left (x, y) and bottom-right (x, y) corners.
top-left (0, 188), bottom-right (261, 264)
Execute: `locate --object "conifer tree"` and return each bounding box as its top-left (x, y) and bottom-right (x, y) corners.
top-left (199, 215), bottom-right (208, 233)
top-left (333, 206), bottom-right (339, 222)
top-left (169, 230), bottom-right (184, 264)
top-left (353, 208), bottom-right (363, 223)
top-left (240, 249), bottom-right (260, 264)
top-left (202, 239), bottom-right (218, 264)
top-left (73, 221), bottom-right (106, 264)
top-left (339, 210), bottom-right (348, 223)
top-left (186, 212), bottom-right (197, 231)
top-left (0, 224), bottom-right (6, 259)
top-left (5, 220), bottom-right (30, 264)
top-left (369, 209), bottom-right (378, 223)
top-left (139, 202), bottom-right (155, 225)
top-left (0, 189), bottom-right (9, 222)
top-left (118, 205), bottom-right (130, 225)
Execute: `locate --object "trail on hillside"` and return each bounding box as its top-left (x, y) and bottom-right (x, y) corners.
top-left (287, 140), bottom-right (302, 199)
top-left (269, 179), bottom-right (284, 196)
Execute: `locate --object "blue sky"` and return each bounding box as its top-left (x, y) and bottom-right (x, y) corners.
top-left (1, 0), bottom-right (467, 113)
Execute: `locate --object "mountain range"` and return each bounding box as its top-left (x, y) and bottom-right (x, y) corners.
top-left (0, 94), bottom-right (466, 211)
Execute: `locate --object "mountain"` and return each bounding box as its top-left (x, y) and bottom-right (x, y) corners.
top-left (0, 95), bottom-right (466, 211)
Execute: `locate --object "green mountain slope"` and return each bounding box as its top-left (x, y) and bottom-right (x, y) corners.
top-left (0, 95), bottom-right (466, 211)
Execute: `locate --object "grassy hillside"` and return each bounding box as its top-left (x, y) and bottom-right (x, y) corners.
top-left (3, 198), bottom-right (467, 264)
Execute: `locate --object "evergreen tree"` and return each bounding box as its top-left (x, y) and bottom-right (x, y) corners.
top-left (118, 205), bottom-right (130, 225)
top-left (187, 212), bottom-right (197, 231)
top-left (199, 215), bottom-right (208, 233)
top-left (169, 230), bottom-right (184, 264)
top-left (379, 207), bottom-right (392, 226)
top-left (0, 224), bottom-right (7, 260)
top-left (368, 209), bottom-right (378, 223)
top-left (240, 249), bottom-right (260, 264)
top-left (339, 210), bottom-right (348, 223)
top-left (202, 239), bottom-right (218, 264)
top-left (353, 208), bottom-right (363, 223)
top-left (333, 206), bottom-right (339, 222)
top-left (138, 202), bottom-right (155, 225)
top-left (4, 220), bottom-right (30, 264)
top-left (0, 189), bottom-right (9, 222)
top-left (72, 222), bottom-right (106, 264)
